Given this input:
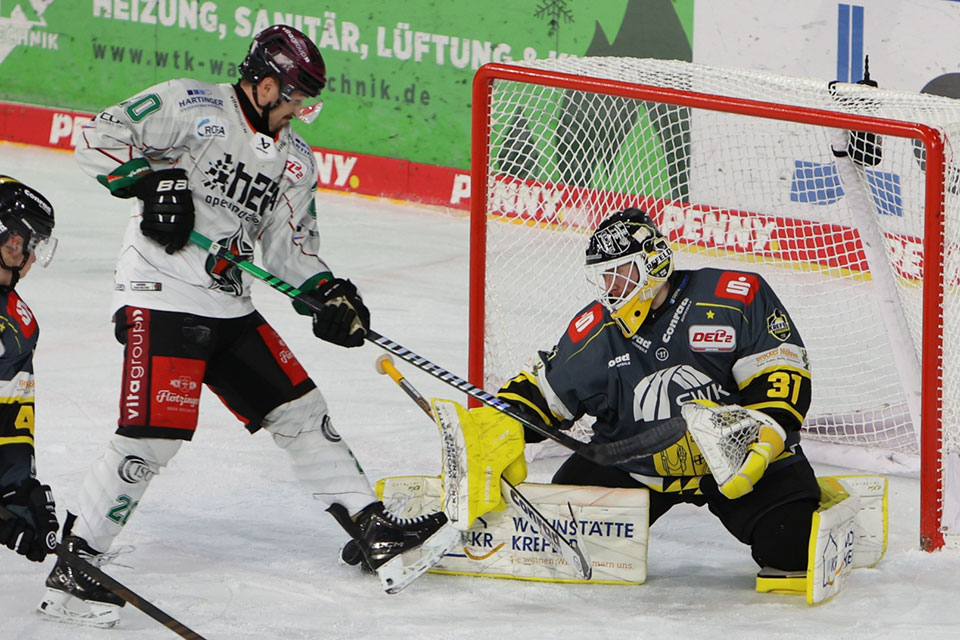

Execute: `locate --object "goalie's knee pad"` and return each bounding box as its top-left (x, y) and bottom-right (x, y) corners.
top-left (749, 498), bottom-right (818, 571)
top-left (263, 388), bottom-right (376, 514)
top-left (72, 435), bottom-right (182, 552)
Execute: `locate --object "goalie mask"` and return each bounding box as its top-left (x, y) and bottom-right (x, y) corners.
top-left (0, 176), bottom-right (57, 275)
top-left (585, 208), bottom-right (673, 337)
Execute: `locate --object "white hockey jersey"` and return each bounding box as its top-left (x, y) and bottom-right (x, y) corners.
top-left (76, 79), bottom-right (330, 318)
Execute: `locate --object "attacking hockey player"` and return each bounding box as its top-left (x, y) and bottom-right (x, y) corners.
top-left (37, 25), bottom-right (457, 628)
top-left (439, 207), bottom-right (881, 600)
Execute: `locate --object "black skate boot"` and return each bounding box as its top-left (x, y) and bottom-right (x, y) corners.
top-left (328, 501), bottom-right (460, 593)
top-left (37, 514), bottom-right (125, 628)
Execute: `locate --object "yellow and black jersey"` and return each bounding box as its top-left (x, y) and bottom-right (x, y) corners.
top-left (501, 268), bottom-right (811, 491)
top-left (0, 287), bottom-right (39, 490)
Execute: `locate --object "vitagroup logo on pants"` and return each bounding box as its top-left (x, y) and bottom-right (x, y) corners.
top-left (0, 1), bottom-right (58, 65)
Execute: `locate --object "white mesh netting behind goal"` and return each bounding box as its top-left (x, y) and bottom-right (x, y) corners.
top-left (469, 58), bottom-right (960, 549)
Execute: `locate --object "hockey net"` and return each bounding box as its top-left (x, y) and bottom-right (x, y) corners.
top-left (468, 58), bottom-right (960, 551)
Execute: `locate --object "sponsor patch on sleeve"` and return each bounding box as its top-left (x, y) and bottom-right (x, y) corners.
top-left (715, 272), bottom-right (760, 306)
top-left (732, 344), bottom-right (809, 385)
top-left (568, 303), bottom-right (603, 343)
top-left (766, 308), bottom-right (792, 341)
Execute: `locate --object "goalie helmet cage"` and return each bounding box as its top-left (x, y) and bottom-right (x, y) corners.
top-left (468, 59), bottom-right (959, 552)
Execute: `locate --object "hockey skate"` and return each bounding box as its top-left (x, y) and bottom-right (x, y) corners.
top-left (37, 529), bottom-right (125, 628)
top-left (328, 501), bottom-right (460, 594)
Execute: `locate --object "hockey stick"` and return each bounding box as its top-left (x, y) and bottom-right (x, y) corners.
top-left (0, 505), bottom-right (206, 640)
top-left (374, 353), bottom-right (592, 580)
top-left (189, 231), bottom-right (686, 465)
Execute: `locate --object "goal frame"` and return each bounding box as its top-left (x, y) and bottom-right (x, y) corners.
top-left (468, 62), bottom-right (947, 551)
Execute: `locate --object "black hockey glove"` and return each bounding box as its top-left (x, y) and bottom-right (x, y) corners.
top-left (0, 478), bottom-right (58, 562)
top-left (131, 168), bottom-right (196, 254)
top-left (301, 278), bottom-right (371, 348)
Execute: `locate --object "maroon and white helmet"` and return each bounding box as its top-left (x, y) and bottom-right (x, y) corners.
top-left (240, 25), bottom-right (326, 121)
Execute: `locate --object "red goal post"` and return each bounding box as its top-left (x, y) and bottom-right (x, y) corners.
top-left (469, 59), bottom-right (955, 551)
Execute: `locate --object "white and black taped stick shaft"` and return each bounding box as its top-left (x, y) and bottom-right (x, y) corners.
top-left (0, 506), bottom-right (207, 640)
top-left (374, 354), bottom-right (592, 580)
top-left (189, 231), bottom-right (685, 465)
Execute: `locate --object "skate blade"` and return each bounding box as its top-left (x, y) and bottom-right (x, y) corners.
top-left (377, 524), bottom-right (461, 594)
top-left (37, 588), bottom-right (121, 629)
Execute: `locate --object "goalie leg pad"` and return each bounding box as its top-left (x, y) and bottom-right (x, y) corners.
top-left (819, 475), bottom-right (888, 568)
top-left (755, 480), bottom-right (859, 605)
top-left (377, 476), bottom-right (650, 584)
top-left (432, 399), bottom-right (526, 530)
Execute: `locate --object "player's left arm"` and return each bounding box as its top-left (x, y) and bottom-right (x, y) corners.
top-left (0, 355), bottom-right (58, 562)
top-left (259, 144), bottom-right (369, 348)
top-left (718, 277), bottom-right (812, 498)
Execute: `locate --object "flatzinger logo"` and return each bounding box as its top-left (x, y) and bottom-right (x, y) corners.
top-left (689, 325), bottom-right (736, 352)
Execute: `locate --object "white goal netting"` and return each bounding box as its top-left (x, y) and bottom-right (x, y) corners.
top-left (471, 58), bottom-right (960, 548)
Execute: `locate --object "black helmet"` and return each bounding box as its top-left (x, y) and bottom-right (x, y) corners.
top-left (239, 25), bottom-right (326, 99)
top-left (0, 176), bottom-right (56, 271)
top-left (585, 208), bottom-right (664, 265)
top-left (584, 208), bottom-right (673, 337)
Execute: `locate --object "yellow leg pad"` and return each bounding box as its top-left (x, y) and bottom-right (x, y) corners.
top-left (756, 568), bottom-right (807, 595)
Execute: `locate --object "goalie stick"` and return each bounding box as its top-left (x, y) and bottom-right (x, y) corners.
top-left (374, 353), bottom-right (593, 580)
top-left (0, 505), bottom-right (207, 640)
top-left (189, 231), bottom-right (685, 465)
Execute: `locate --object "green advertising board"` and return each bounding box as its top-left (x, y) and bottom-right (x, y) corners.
top-left (0, 1), bottom-right (692, 169)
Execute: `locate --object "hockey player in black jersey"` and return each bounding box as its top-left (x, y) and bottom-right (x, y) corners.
top-left (0, 177), bottom-right (59, 564)
top-left (467, 208), bottom-right (821, 577)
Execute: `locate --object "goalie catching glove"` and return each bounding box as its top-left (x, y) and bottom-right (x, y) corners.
top-left (431, 399), bottom-right (527, 529)
top-left (681, 400), bottom-right (786, 500)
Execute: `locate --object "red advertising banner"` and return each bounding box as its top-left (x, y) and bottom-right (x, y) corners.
top-left (0, 100), bottom-right (471, 211)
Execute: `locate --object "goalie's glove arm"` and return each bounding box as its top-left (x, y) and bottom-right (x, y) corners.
top-left (498, 371), bottom-right (572, 444)
top-left (736, 366), bottom-right (812, 436)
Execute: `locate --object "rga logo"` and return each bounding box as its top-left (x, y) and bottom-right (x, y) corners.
top-left (117, 455), bottom-right (154, 484)
top-left (689, 325), bottom-right (736, 352)
top-left (608, 353), bottom-right (631, 368)
top-left (196, 117), bottom-right (226, 138)
top-left (632, 364), bottom-right (729, 421)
